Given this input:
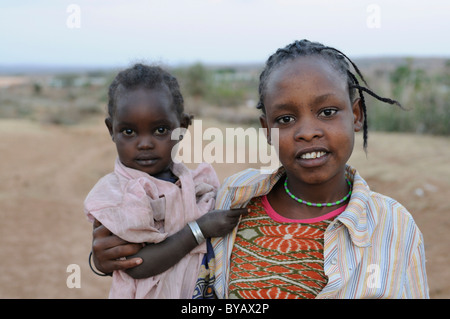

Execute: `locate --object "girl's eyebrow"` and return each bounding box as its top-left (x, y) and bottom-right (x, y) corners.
top-left (273, 93), bottom-right (336, 110)
top-left (312, 93), bottom-right (334, 106)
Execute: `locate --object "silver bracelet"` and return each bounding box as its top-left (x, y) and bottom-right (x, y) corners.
top-left (188, 221), bottom-right (205, 245)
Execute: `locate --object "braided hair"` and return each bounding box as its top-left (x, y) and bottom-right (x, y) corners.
top-left (257, 39), bottom-right (402, 150)
top-left (107, 63), bottom-right (190, 124)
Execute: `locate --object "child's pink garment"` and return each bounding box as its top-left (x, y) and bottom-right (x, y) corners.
top-left (84, 158), bottom-right (219, 299)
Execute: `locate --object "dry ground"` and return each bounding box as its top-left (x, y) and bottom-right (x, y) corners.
top-left (0, 116), bottom-right (448, 298)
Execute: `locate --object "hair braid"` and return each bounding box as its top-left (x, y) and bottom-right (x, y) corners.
top-left (347, 71), bottom-right (369, 150)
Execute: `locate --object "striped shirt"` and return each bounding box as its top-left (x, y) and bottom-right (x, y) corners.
top-left (211, 165), bottom-right (429, 299)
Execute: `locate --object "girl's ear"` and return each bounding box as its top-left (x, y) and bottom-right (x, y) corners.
top-left (352, 98), bottom-right (364, 132)
top-left (105, 117), bottom-right (114, 141)
top-left (259, 114), bottom-right (271, 145)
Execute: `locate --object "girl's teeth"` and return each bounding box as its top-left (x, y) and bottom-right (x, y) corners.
top-left (301, 151), bottom-right (326, 159)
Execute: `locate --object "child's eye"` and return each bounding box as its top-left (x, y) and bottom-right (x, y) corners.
top-left (154, 127), bottom-right (169, 135)
top-left (276, 115), bottom-right (294, 124)
top-left (121, 128), bottom-right (135, 137)
top-left (319, 108), bottom-right (338, 117)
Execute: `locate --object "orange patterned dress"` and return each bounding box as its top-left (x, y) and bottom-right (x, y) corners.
top-left (228, 195), bottom-right (346, 299)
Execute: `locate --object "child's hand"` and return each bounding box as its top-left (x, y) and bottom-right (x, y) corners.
top-left (196, 208), bottom-right (249, 238)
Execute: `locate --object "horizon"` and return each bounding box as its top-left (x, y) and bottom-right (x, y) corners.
top-left (1, 55), bottom-right (449, 75)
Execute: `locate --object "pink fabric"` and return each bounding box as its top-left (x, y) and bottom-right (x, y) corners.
top-left (84, 158), bottom-right (219, 298)
top-left (262, 195), bottom-right (347, 223)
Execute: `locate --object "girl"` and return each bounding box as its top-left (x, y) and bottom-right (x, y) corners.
top-left (91, 41), bottom-right (429, 299)
top-left (84, 64), bottom-right (246, 298)
top-left (210, 39), bottom-right (429, 299)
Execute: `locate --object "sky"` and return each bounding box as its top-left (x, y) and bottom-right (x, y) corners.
top-left (1, 0), bottom-right (450, 69)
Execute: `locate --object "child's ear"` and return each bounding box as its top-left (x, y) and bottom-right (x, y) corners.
top-left (180, 112), bottom-right (193, 129)
top-left (352, 98), bottom-right (364, 132)
top-left (105, 117), bottom-right (114, 141)
top-left (259, 114), bottom-right (271, 145)
top-left (176, 113), bottom-right (192, 141)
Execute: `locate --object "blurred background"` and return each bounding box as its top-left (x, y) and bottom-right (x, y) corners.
top-left (0, 0), bottom-right (449, 298)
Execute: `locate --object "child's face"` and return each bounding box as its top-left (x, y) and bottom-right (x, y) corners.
top-left (106, 87), bottom-right (182, 178)
top-left (260, 56), bottom-right (363, 186)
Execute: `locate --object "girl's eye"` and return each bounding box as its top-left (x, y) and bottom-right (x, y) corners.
top-left (122, 129), bottom-right (135, 136)
top-left (277, 115), bottom-right (294, 124)
top-left (155, 127), bottom-right (169, 135)
top-left (320, 109), bottom-right (337, 117)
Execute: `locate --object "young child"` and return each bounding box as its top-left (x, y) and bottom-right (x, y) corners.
top-left (84, 64), bottom-right (245, 298)
top-left (209, 39), bottom-right (429, 299)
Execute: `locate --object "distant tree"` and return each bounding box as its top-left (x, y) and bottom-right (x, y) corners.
top-left (185, 62), bottom-right (209, 98)
top-left (33, 82), bottom-right (42, 95)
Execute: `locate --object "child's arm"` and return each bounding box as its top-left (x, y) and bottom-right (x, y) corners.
top-left (91, 208), bottom-right (248, 278)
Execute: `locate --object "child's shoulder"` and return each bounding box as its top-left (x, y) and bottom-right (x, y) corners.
top-left (177, 162), bottom-right (220, 189)
top-left (84, 171), bottom-right (124, 212)
top-left (86, 172), bottom-right (122, 199)
top-left (92, 171), bottom-right (119, 188)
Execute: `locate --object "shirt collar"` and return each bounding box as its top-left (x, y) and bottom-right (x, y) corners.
top-left (336, 166), bottom-right (372, 247)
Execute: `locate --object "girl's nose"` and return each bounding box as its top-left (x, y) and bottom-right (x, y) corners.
top-left (294, 119), bottom-right (323, 142)
top-left (137, 135), bottom-right (154, 150)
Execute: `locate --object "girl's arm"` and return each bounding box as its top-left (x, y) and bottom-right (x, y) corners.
top-left (91, 208), bottom-right (248, 279)
top-left (91, 219), bottom-right (144, 275)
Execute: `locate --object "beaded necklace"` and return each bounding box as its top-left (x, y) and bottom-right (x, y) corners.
top-left (284, 177), bottom-right (352, 207)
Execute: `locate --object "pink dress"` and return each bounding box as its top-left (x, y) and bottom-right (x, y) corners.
top-left (84, 158), bottom-right (219, 298)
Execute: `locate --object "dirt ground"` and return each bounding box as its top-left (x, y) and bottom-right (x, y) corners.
top-left (0, 116), bottom-right (448, 299)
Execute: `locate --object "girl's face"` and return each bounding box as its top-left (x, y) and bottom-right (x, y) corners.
top-left (106, 87), bottom-right (183, 178)
top-left (260, 56), bottom-right (363, 187)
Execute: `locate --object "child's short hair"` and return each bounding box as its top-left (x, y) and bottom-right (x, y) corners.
top-left (257, 39), bottom-right (402, 150)
top-left (107, 63), bottom-right (186, 121)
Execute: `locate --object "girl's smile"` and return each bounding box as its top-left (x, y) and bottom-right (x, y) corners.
top-left (295, 147), bottom-right (330, 168)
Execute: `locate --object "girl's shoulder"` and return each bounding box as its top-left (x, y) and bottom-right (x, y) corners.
top-left (221, 166), bottom-right (285, 189)
top-left (215, 167), bottom-right (285, 209)
top-left (343, 167), bottom-right (423, 249)
top-left (351, 169), bottom-right (419, 231)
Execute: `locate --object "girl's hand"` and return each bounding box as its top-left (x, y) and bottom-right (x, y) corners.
top-left (92, 219), bottom-right (143, 274)
top-left (196, 208), bottom-right (249, 238)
